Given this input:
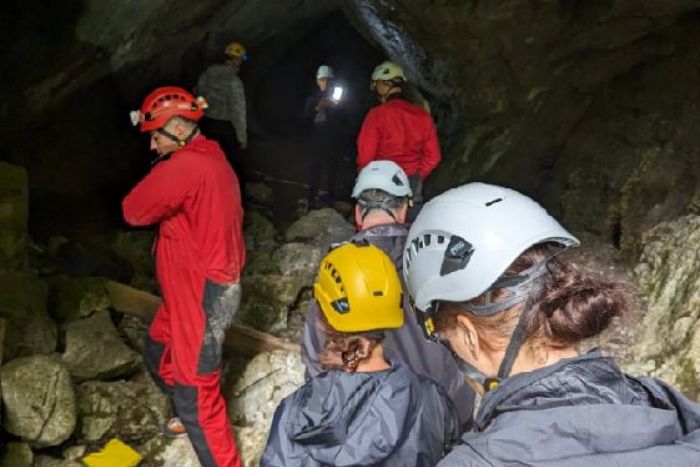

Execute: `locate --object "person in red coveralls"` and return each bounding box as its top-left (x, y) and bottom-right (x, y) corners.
top-left (356, 61), bottom-right (441, 221)
top-left (123, 86), bottom-right (245, 467)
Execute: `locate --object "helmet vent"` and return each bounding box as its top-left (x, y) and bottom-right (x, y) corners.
top-left (485, 198), bottom-right (503, 206)
top-left (373, 291), bottom-right (384, 297)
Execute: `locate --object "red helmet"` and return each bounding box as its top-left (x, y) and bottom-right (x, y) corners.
top-left (130, 86), bottom-right (207, 133)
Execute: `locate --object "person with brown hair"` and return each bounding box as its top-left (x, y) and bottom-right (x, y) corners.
top-left (403, 182), bottom-right (700, 466)
top-left (262, 242), bottom-right (459, 467)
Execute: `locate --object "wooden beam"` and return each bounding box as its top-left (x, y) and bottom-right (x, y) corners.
top-left (105, 281), bottom-right (299, 357)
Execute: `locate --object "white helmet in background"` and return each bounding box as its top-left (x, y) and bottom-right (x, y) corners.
top-left (403, 182), bottom-right (579, 312)
top-left (316, 65), bottom-right (334, 80)
top-left (351, 161), bottom-right (412, 199)
top-left (371, 61), bottom-right (406, 84)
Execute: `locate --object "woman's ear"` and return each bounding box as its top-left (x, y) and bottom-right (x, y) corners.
top-left (456, 314), bottom-right (479, 357)
top-left (354, 204), bottom-right (363, 227)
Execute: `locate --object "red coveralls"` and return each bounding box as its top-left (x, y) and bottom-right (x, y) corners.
top-left (122, 135), bottom-right (245, 467)
top-left (356, 97), bottom-right (442, 179)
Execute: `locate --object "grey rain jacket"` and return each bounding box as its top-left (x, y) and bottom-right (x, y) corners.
top-left (439, 350), bottom-right (700, 466)
top-left (195, 64), bottom-right (247, 145)
top-left (261, 359), bottom-right (460, 466)
top-left (300, 223), bottom-right (475, 428)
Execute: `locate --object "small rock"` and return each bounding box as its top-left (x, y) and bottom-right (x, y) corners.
top-left (62, 445), bottom-right (86, 461)
top-left (118, 314), bottom-right (149, 353)
top-left (1, 355), bottom-right (76, 447)
top-left (62, 310), bottom-right (141, 381)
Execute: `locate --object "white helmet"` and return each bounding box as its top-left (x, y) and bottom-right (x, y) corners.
top-left (404, 183), bottom-right (579, 312)
top-left (371, 61), bottom-right (406, 83)
top-left (351, 161), bottom-right (412, 199)
top-left (316, 65), bottom-right (334, 80)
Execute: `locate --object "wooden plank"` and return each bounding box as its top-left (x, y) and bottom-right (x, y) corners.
top-left (105, 280), bottom-right (299, 357)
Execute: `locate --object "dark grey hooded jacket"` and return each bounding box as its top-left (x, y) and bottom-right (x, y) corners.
top-left (439, 351), bottom-right (700, 466)
top-left (261, 359), bottom-right (460, 466)
top-left (301, 223), bottom-right (475, 428)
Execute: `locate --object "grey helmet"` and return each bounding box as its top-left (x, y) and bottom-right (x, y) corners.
top-left (404, 182), bottom-right (578, 312)
top-left (351, 161), bottom-right (412, 199)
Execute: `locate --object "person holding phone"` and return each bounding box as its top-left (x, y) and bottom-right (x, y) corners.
top-left (303, 65), bottom-right (349, 209)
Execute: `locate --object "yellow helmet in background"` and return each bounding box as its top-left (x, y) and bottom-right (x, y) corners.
top-left (314, 242), bottom-right (404, 333)
top-left (224, 41), bottom-right (248, 61)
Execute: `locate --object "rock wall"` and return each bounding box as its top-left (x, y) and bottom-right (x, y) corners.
top-left (346, 0), bottom-right (700, 257)
top-left (633, 215), bottom-right (700, 399)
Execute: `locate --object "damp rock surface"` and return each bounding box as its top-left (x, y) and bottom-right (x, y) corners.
top-left (632, 215), bottom-right (700, 399)
top-left (1, 355), bottom-right (76, 447)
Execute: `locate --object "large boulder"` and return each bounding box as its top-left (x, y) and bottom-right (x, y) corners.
top-left (285, 208), bottom-right (354, 251)
top-left (633, 215), bottom-right (700, 400)
top-left (0, 442), bottom-right (34, 467)
top-left (76, 372), bottom-right (168, 444)
top-left (1, 355), bottom-right (76, 447)
top-left (237, 274), bottom-right (306, 333)
top-left (47, 275), bottom-right (110, 322)
top-left (62, 310), bottom-right (141, 381)
top-left (229, 351), bottom-right (306, 466)
top-left (0, 272), bottom-right (57, 360)
top-left (273, 242), bottom-right (323, 285)
top-left (0, 162), bottom-right (28, 270)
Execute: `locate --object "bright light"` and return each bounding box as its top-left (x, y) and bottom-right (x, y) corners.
top-left (332, 86), bottom-right (344, 102)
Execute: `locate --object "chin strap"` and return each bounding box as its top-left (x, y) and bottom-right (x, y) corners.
top-left (157, 126), bottom-right (198, 148)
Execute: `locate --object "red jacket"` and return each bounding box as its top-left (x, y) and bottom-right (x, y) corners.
top-left (356, 98), bottom-right (441, 179)
top-left (122, 135), bottom-right (245, 284)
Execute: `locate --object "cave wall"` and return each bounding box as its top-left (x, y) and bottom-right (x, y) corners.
top-left (346, 0), bottom-right (700, 257)
top-left (3, 0), bottom-right (700, 256)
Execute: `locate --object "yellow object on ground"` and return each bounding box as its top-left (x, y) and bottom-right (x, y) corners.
top-left (82, 439), bottom-right (142, 467)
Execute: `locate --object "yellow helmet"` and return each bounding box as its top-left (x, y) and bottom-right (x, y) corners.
top-left (314, 242), bottom-right (404, 333)
top-left (224, 41), bottom-right (248, 60)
